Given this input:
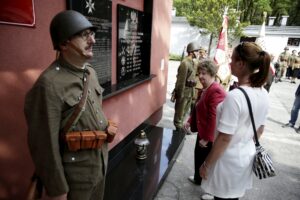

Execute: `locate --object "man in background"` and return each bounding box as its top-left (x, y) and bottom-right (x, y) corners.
top-left (173, 42), bottom-right (200, 132)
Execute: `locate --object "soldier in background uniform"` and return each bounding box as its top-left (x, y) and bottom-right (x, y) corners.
top-left (173, 42), bottom-right (200, 131)
top-left (190, 48), bottom-right (206, 114)
top-left (289, 50), bottom-right (299, 83)
top-left (277, 46), bottom-right (290, 82)
top-left (199, 48), bottom-right (207, 60)
top-left (24, 11), bottom-right (114, 200)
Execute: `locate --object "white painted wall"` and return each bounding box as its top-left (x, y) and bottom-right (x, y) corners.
top-left (169, 17), bottom-right (213, 56)
top-left (170, 17), bottom-right (300, 60)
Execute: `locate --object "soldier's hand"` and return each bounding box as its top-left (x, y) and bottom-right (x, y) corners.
top-left (183, 122), bottom-right (190, 131)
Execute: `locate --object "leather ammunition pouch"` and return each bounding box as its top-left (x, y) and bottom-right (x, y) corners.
top-left (106, 120), bottom-right (118, 143)
top-left (65, 131), bottom-right (107, 151)
top-left (186, 79), bottom-right (197, 87)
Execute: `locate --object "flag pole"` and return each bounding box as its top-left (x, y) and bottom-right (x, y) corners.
top-left (214, 7), bottom-right (232, 91)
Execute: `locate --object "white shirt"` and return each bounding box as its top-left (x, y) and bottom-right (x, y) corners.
top-left (201, 86), bottom-right (269, 198)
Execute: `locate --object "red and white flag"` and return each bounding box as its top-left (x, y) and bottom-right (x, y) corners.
top-left (255, 12), bottom-right (267, 51)
top-left (255, 12), bottom-right (275, 75)
top-left (214, 9), bottom-right (231, 82)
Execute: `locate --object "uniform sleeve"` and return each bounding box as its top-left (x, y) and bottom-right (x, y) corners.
top-left (175, 61), bottom-right (188, 98)
top-left (24, 80), bottom-right (69, 196)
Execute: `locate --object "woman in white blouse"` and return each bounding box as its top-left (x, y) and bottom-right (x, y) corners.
top-left (200, 42), bottom-right (271, 200)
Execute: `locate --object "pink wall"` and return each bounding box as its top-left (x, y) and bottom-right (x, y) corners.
top-left (0, 0), bottom-right (172, 198)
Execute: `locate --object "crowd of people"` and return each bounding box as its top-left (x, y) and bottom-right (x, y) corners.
top-left (23, 8), bottom-right (299, 200)
top-left (276, 46), bottom-right (300, 83)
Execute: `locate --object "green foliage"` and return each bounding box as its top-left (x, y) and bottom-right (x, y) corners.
top-left (174, 0), bottom-right (300, 30)
top-left (169, 53), bottom-right (182, 61)
top-left (288, 0), bottom-right (300, 25)
top-left (174, 0), bottom-right (236, 37)
top-left (239, 0), bottom-right (272, 24)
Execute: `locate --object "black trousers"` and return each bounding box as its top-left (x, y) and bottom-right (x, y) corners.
top-left (193, 135), bottom-right (213, 184)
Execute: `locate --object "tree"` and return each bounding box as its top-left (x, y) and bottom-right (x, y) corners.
top-left (239, 0), bottom-right (272, 24)
top-left (174, 0), bottom-right (246, 55)
top-left (239, 0), bottom-right (299, 26)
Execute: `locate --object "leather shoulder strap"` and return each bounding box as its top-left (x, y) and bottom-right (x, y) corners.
top-left (62, 69), bottom-right (90, 135)
top-left (237, 87), bottom-right (260, 146)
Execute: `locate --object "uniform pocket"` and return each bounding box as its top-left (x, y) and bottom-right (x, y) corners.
top-left (95, 86), bottom-right (103, 96)
top-left (63, 151), bottom-right (102, 189)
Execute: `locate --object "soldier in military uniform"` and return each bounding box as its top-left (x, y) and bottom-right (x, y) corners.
top-left (277, 46), bottom-right (290, 81)
top-left (289, 50), bottom-right (299, 83)
top-left (199, 48), bottom-right (207, 60)
top-left (24, 11), bottom-right (113, 200)
top-left (173, 42), bottom-right (200, 131)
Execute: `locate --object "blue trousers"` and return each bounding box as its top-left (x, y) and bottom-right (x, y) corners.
top-left (289, 96), bottom-right (300, 125)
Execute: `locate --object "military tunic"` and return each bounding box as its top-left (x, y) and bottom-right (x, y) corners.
top-left (173, 57), bottom-right (197, 129)
top-left (278, 51), bottom-right (290, 78)
top-left (24, 57), bottom-right (108, 199)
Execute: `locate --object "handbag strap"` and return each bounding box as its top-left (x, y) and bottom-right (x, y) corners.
top-left (237, 87), bottom-right (260, 147)
top-left (61, 68), bottom-right (90, 135)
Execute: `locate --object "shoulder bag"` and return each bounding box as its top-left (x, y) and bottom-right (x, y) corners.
top-left (238, 87), bottom-right (276, 179)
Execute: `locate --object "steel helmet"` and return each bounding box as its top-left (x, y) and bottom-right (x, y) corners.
top-left (284, 46), bottom-right (289, 50)
top-left (186, 42), bottom-right (201, 53)
top-left (50, 10), bottom-right (97, 50)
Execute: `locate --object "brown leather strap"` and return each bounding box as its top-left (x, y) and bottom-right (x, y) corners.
top-left (62, 68), bottom-right (90, 135)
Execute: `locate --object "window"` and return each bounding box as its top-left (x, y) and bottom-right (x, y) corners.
top-left (287, 38), bottom-right (300, 46)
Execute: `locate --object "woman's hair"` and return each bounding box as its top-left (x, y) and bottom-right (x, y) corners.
top-left (197, 59), bottom-right (218, 77)
top-left (234, 42), bottom-right (270, 87)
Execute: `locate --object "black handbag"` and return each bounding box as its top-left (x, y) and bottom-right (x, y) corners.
top-left (238, 87), bottom-right (276, 179)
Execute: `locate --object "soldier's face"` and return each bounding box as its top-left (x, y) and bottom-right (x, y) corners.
top-left (199, 51), bottom-right (206, 59)
top-left (68, 29), bottom-right (96, 59)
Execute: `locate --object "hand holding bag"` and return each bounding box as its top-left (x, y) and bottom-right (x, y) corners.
top-left (238, 87), bottom-right (276, 179)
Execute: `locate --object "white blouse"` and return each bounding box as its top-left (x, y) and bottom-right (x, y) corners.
top-left (201, 86), bottom-right (269, 198)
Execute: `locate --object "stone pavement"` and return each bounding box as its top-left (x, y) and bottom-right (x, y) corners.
top-left (154, 60), bottom-right (300, 200)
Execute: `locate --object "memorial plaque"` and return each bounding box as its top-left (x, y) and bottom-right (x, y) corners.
top-left (117, 5), bottom-right (150, 83)
top-left (68, 0), bottom-right (112, 88)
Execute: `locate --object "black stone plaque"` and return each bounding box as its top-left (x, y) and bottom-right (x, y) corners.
top-left (68, 0), bottom-right (112, 88)
top-left (117, 5), bottom-right (150, 83)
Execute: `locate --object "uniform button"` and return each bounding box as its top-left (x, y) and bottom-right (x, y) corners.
top-left (96, 110), bottom-right (99, 114)
top-left (100, 120), bottom-right (103, 124)
top-left (92, 100), bottom-right (95, 104)
top-left (71, 157), bottom-right (75, 161)
top-left (88, 89), bottom-right (91, 94)
top-left (56, 67), bottom-right (60, 71)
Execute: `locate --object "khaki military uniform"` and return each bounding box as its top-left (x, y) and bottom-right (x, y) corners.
top-left (215, 74), bottom-right (232, 91)
top-left (25, 57), bottom-right (108, 200)
top-left (289, 54), bottom-right (299, 79)
top-left (289, 54), bottom-right (298, 70)
top-left (278, 51), bottom-right (290, 78)
top-left (292, 55), bottom-right (300, 79)
top-left (173, 57), bottom-right (197, 129)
